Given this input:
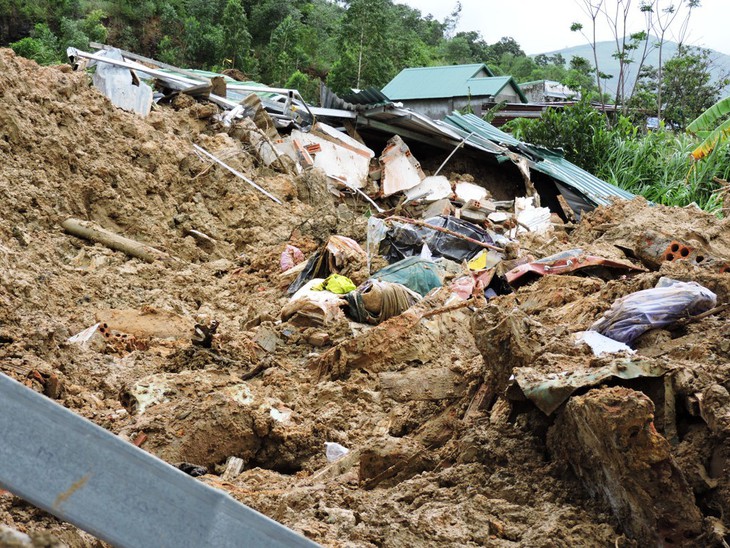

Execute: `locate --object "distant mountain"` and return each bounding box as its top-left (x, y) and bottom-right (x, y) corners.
top-left (536, 38), bottom-right (730, 97)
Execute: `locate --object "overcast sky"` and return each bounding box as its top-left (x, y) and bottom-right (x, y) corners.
top-left (398, 0), bottom-right (730, 55)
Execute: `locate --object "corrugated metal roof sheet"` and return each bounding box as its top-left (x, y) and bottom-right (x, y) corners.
top-left (156, 68), bottom-right (279, 101)
top-left (382, 64), bottom-right (495, 100)
top-left (443, 113), bottom-right (634, 207)
top-left (339, 87), bottom-right (392, 107)
top-left (444, 112), bottom-right (521, 146)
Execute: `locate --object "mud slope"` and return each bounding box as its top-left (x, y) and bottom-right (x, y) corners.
top-left (2, 49), bottom-right (730, 548)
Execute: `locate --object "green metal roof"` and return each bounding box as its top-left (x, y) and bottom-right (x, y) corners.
top-left (465, 76), bottom-right (528, 102)
top-left (443, 113), bottom-right (635, 208)
top-left (382, 64), bottom-right (513, 101)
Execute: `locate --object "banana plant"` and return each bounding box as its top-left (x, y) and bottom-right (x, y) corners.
top-left (687, 96), bottom-right (730, 160)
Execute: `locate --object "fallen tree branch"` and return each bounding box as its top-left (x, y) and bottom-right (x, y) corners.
top-left (673, 303), bottom-right (729, 328)
top-left (385, 215), bottom-right (505, 253)
top-left (62, 218), bottom-right (174, 263)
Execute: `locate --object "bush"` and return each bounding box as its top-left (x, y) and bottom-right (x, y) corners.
top-left (10, 23), bottom-right (61, 65)
top-left (600, 131), bottom-right (729, 213)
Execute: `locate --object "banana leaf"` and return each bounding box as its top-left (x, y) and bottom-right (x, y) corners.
top-left (691, 118), bottom-right (730, 160)
top-left (687, 96), bottom-right (730, 133)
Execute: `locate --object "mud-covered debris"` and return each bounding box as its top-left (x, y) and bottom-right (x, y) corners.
top-left (379, 135), bottom-right (425, 197)
top-left (505, 248), bottom-right (644, 287)
top-left (191, 319), bottom-right (219, 348)
top-left (359, 436), bottom-right (434, 489)
top-left (549, 386), bottom-right (704, 545)
top-left (95, 308), bottom-right (193, 340)
top-left (510, 358), bottom-right (665, 415)
top-left (281, 279), bottom-right (346, 327)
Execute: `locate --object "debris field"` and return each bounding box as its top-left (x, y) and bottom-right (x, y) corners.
top-left (1, 47), bottom-right (730, 548)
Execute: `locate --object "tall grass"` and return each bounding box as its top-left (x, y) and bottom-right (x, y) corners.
top-left (599, 131), bottom-right (730, 213)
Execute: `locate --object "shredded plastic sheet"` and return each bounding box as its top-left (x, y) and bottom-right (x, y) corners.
top-left (575, 331), bottom-right (635, 356)
top-left (366, 216), bottom-right (388, 274)
top-left (67, 323), bottom-right (101, 347)
top-left (325, 442), bottom-right (349, 462)
top-left (380, 215), bottom-right (494, 263)
top-left (590, 278), bottom-right (717, 344)
top-left (280, 245), bottom-right (305, 272)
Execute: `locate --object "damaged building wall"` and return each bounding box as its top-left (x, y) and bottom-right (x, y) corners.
top-left (395, 95), bottom-right (518, 120)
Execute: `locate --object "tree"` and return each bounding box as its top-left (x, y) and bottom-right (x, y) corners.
top-left (246, 0), bottom-right (299, 47)
top-left (10, 22), bottom-right (60, 64)
top-left (448, 31), bottom-right (490, 63)
top-left (183, 17), bottom-right (225, 69)
top-left (626, 64), bottom-right (658, 120)
top-left (263, 14), bottom-right (307, 84)
top-left (495, 52), bottom-right (537, 82)
top-left (285, 69), bottom-right (318, 103)
top-left (441, 34), bottom-right (473, 65)
top-left (505, 96), bottom-right (636, 175)
top-left (641, 0), bottom-right (701, 122)
top-left (327, 0), bottom-right (397, 92)
top-left (571, 0), bottom-right (605, 103)
top-left (602, 0), bottom-right (653, 111)
top-left (442, 1), bottom-right (461, 39)
top-left (221, 0), bottom-right (252, 70)
top-left (487, 37), bottom-right (524, 62)
top-left (661, 46), bottom-right (728, 128)
top-left (298, 0), bottom-right (345, 74)
top-left (564, 56), bottom-right (598, 94)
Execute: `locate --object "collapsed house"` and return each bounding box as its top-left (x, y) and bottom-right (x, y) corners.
top-left (1, 45), bottom-right (729, 548)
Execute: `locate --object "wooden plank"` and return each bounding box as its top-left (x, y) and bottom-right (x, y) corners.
top-left (221, 457), bottom-right (245, 481)
top-left (379, 368), bottom-right (466, 402)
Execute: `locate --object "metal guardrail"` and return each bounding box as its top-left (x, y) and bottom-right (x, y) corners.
top-left (0, 373), bottom-right (320, 548)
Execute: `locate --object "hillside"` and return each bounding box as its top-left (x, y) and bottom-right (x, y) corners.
top-left (538, 38), bottom-right (730, 96)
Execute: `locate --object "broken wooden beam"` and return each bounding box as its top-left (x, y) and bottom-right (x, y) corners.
top-left (62, 218), bottom-right (173, 263)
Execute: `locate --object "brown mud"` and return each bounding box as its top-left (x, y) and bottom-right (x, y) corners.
top-left (2, 50), bottom-right (730, 547)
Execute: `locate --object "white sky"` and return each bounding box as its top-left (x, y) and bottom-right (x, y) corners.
top-left (398, 0), bottom-right (730, 55)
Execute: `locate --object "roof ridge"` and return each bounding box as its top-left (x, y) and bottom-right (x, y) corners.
top-left (466, 75), bottom-right (510, 81)
top-left (399, 63), bottom-right (485, 71)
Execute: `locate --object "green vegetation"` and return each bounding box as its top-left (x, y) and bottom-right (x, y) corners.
top-left (507, 99), bottom-right (729, 213)
top-left (687, 96), bottom-right (730, 160)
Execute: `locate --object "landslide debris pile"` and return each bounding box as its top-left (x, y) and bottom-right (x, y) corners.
top-left (1, 49), bottom-right (730, 548)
